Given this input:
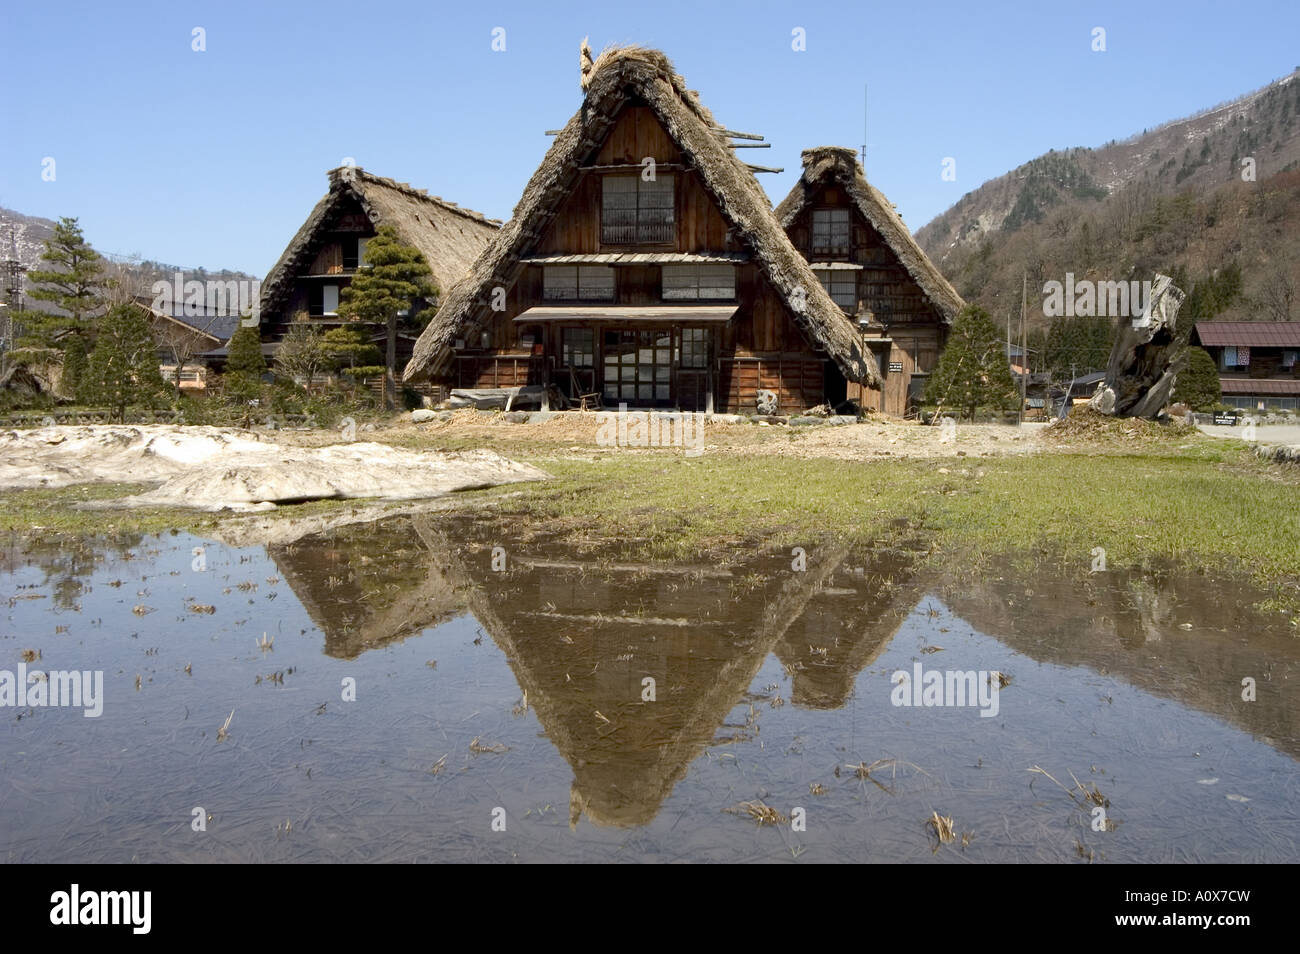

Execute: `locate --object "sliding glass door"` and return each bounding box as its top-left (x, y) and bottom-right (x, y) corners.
top-left (602, 329), bottom-right (673, 407)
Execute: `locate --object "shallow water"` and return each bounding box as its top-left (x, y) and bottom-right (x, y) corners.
top-left (1, 516), bottom-right (1296, 863)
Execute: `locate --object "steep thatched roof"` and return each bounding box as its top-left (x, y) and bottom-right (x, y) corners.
top-left (405, 46), bottom-right (877, 386)
top-left (774, 146), bottom-right (965, 325)
top-left (260, 168), bottom-right (501, 315)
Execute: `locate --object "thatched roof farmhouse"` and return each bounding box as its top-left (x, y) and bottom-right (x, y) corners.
top-left (405, 45), bottom-right (879, 414)
top-left (776, 146), bottom-right (964, 415)
top-left (257, 168), bottom-right (500, 378)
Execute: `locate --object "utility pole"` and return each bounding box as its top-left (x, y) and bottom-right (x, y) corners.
top-left (1019, 273), bottom-right (1028, 426)
top-left (1, 224), bottom-right (26, 378)
top-left (1006, 312), bottom-right (1012, 370)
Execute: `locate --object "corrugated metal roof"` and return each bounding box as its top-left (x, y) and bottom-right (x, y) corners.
top-left (1220, 378), bottom-right (1300, 395)
top-left (1194, 322), bottom-right (1300, 347)
top-left (1070, 370), bottom-right (1107, 388)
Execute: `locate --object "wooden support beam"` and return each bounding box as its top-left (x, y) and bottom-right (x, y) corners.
top-left (577, 163), bottom-right (687, 172)
top-left (712, 128), bottom-right (765, 141)
top-left (726, 143), bottom-right (771, 149)
top-left (745, 164), bottom-right (784, 174)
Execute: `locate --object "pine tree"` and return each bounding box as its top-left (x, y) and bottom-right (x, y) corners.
top-left (321, 324), bottom-right (383, 374)
top-left (225, 323), bottom-right (266, 377)
top-left (1173, 346), bottom-right (1221, 411)
top-left (87, 304), bottom-right (165, 422)
top-left (925, 305), bottom-right (1020, 420)
top-left (60, 334), bottom-right (89, 403)
top-left (23, 217), bottom-right (107, 352)
top-left (222, 323), bottom-right (266, 407)
top-left (336, 225), bottom-right (435, 409)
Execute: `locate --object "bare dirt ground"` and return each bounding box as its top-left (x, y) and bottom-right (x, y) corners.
top-left (362, 411), bottom-right (1045, 460)
top-left (362, 409), bottom-right (1295, 460)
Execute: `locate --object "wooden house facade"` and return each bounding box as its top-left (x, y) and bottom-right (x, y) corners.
top-left (1191, 321), bottom-right (1300, 412)
top-left (258, 168), bottom-right (500, 377)
top-left (404, 47), bottom-right (878, 414)
top-left (775, 147), bottom-right (964, 417)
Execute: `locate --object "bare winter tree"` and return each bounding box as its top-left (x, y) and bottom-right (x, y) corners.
top-left (1256, 267), bottom-right (1295, 322)
top-left (273, 319), bottom-right (330, 392)
top-left (153, 314), bottom-right (207, 394)
top-left (102, 254), bottom-right (147, 309)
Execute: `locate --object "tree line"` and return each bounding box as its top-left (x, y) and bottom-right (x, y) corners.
top-left (2, 218), bottom-right (437, 419)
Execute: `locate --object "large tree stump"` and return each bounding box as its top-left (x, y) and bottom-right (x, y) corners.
top-left (1088, 273), bottom-right (1187, 419)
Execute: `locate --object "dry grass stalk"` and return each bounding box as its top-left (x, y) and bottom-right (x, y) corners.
top-left (217, 709), bottom-right (234, 743)
top-left (735, 800), bottom-right (787, 826)
top-left (927, 811), bottom-right (956, 845)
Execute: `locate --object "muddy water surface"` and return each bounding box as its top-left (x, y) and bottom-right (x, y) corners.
top-left (1, 517), bottom-right (1296, 862)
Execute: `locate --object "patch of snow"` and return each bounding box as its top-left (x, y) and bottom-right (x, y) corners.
top-left (0, 425), bottom-right (548, 511)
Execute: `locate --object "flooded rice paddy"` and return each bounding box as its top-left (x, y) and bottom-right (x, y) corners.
top-left (1, 513), bottom-right (1296, 862)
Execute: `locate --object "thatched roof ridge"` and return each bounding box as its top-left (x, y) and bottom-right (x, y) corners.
top-left (260, 168), bottom-right (501, 315)
top-left (774, 146), bottom-right (965, 325)
top-left (405, 46), bottom-right (877, 386)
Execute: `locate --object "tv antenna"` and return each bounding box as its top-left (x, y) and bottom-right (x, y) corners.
top-left (860, 83), bottom-right (868, 175)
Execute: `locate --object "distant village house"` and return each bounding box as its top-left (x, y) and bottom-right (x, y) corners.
top-left (1191, 321), bottom-right (1300, 412)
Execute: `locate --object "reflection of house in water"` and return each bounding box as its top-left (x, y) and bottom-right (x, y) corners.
top-left (269, 513), bottom-right (1300, 828)
top-left (269, 513), bottom-right (923, 826)
top-left (421, 524), bottom-right (890, 828)
top-left (267, 521), bottom-right (468, 660)
top-left (773, 546), bottom-right (929, 709)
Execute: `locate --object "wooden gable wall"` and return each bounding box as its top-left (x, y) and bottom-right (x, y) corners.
top-left (534, 107), bottom-right (733, 254)
top-left (784, 184), bottom-right (943, 326)
top-left (267, 196), bottom-right (375, 337)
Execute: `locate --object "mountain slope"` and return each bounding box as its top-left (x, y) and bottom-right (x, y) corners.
top-left (1, 207), bottom-right (259, 305)
top-left (916, 71), bottom-right (1300, 330)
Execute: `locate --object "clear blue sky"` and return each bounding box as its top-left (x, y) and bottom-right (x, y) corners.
top-left (4, 0), bottom-right (1297, 275)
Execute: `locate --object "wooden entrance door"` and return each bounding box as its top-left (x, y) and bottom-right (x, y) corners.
top-left (676, 326), bottom-right (710, 412)
top-left (602, 329), bottom-right (674, 407)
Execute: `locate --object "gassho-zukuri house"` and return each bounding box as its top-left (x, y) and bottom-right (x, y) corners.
top-left (405, 45), bottom-right (969, 415)
top-left (257, 167), bottom-right (501, 380)
top-left (775, 146), bottom-right (964, 416)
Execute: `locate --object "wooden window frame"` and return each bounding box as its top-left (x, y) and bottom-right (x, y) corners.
top-left (811, 208), bottom-right (851, 256)
top-left (680, 326), bottom-right (709, 369)
top-left (601, 328), bottom-right (674, 406)
top-left (544, 265), bottom-right (616, 301)
top-left (661, 264), bottom-right (735, 301)
top-left (561, 327), bottom-right (596, 369)
top-left (812, 267), bottom-right (856, 310)
top-left (601, 175), bottom-right (676, 245)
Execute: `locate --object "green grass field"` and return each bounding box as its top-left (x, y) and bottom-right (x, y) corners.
top-left (2, 432), bottom-right (1295, 619)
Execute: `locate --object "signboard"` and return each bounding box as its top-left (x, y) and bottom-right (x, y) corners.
top-left (1213, 412), bottom-right (1238, 425)
top-left (888, 361), bottom-right (903, 373)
